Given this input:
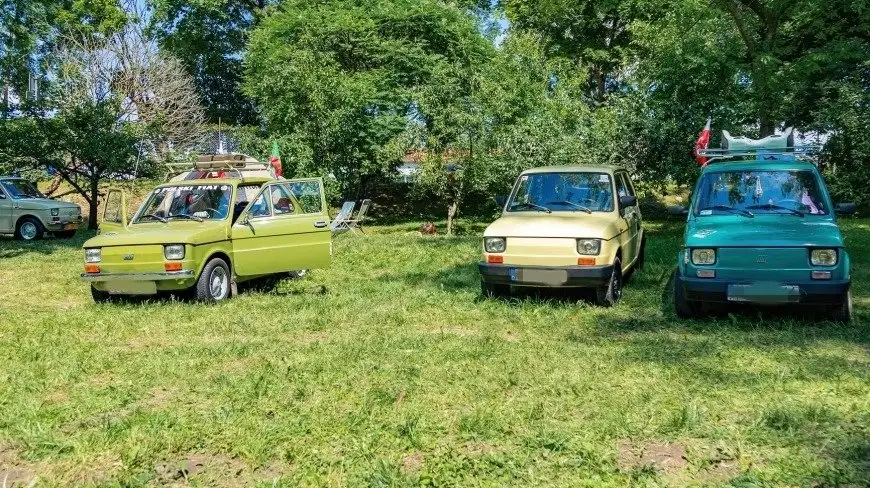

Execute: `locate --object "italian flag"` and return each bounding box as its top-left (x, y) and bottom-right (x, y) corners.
top-left (269, 141), bottom-right (283, 177)
top-left (694, 118), bottom-right (711, 165)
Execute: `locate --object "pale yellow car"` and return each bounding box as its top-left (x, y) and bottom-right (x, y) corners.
top-left (479, 166), bottom-right (645, 306)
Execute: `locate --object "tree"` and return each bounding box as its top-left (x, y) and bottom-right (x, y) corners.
top-left (244, 0), bottom-right (493, 201)
top-left (149, 0), bottom-right (276, 124)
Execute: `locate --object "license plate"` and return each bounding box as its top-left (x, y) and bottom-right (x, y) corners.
top-left (510, 268), bottom-right (568, 286)
top-left (106, 281), bottom-right (157, 295)
top-left (727, 283), bottom-right (800, 304)
top-left (63, 223), bottom-right (78, 230)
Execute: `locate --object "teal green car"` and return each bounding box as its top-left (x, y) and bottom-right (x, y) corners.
top-left (671, 154), bottom-right (856, 322)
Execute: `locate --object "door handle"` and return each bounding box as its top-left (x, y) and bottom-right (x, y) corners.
top-left (314, 220), bottom-right (327, 228)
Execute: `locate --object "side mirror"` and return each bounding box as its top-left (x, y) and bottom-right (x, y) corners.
top-left (618, 195), bottom-right (637, 209)
top-left (494, 195), bottom-right (507, 208)
top-left (667, 205), bottom-right (689, 216)
top-left (0, 193), bottom-right (5, 199)
top-left (835, 202), bottom-right (857, 215)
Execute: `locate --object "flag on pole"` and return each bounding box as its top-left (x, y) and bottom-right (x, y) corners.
top-left (694, 118), bottom-right (712, 165)
top-left (269, 141), bottom-right (283, 178)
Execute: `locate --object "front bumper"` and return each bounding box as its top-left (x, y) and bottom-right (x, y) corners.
top-left (479, 263), bottom-right (613, 288)
top-left (80, 270), bottom-right (195, 282)
top-left (676, 274), bottom-right (850, 305)
top-left (45, 217), bottom-right (83, 231)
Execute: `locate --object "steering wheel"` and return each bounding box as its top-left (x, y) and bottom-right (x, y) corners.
top-left (199, 207), bottom-right (219, 217)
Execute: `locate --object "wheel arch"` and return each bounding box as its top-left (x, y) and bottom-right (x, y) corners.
top-left (16, 214), bottom-right (45, 228)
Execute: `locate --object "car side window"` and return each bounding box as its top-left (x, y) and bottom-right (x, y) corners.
top-left (620, 173), bottom-right (636, 196)
top-left (249, 191), bottom-right (271, 218)
top-left (270, 185), bottom-right (296, 215)
top-left (288, 180), bottom-right (324, 214)
top-left (615, 173), bottom-right (630, 198)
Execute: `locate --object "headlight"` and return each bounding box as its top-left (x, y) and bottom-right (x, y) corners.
top-left (85, 248), bottom-right (101, 263)
top-left (484, 237), bottom-right (506, 253)
top-left (164, 244), bottom-right (185, 260)
top-left (51, 208), bottom-right (59, 216)
top-left (576, 239), bottom-right (601, 255)
top-left (691, 248), bottom-right (716, 265)
top-left (811, 249), bottom-right (837, 266)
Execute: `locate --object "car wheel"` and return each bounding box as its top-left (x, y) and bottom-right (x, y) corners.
top-left (481, 280), bottom-right (509, 299)
top-left (55, 229), bottom-right (77, 239)
top-left (290, 269), bottom-right (308, 279)
top-left (195, 258), bottom-right (232, 302)
top-left (828, 289), bottom-right (852, 324)
top-left (15, 217), bottom-right (43, 241)
top-left (595, 257), bottom-right (622, 307)
top-left (91, 285), bottom-right (113, 303)
top-left (673, 273), bottom-right (699, 319)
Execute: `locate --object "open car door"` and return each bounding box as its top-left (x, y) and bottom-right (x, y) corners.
top-left (100, 189), bottom-right (127, 234)
top-left (231, 178), bottom-right (331, 277)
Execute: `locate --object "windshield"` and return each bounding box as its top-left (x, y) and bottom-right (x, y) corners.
top-left (693, 170), bottom-right (828, 216)
top-left (135, 184), bottom-right (232, 223)
top-left (507, 172), bottom-right (615, 213)
top-left (1, 180), bottom-right (44, 199)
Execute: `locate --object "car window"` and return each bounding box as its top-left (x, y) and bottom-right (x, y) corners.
top-left (619, 173), bottom-right (636, 196)
top-left (270, 185), bottom-right (296, 215)
top-left (508, 172), bottom-right (615, 212)
top-left (615, 173), bottom-right (629, 198)
top-left (693, 169), bottom-right (829, 215)
top-left (249, 192), bottom-right (271, 218)
top-left (287, 180), bottom-right (324, 214)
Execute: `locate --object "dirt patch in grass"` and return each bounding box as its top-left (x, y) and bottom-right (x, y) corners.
top-left (153, 453), bottom-right (250, 486)
top-left (0, 445), bottom-right (36, 487)
top-left (401, 452), bottom-right (424, 473)
top-left (464, 441), bottom-right (499, 457)
top-left (617, 439), bottom-right (688, 475)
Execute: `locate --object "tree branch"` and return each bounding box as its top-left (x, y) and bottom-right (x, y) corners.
top-left (716, 0), bottom-right (757, 58)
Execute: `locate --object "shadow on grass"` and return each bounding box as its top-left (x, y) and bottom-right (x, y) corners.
top-left (0, 229), bottom-right (96, 258)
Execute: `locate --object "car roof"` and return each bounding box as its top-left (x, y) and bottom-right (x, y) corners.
top-left (521, 165), bottom-right (621, 175)
top-left (158, 177), bottom-right (274, 187)
top-left (701, 160), bottom-right (818, 173)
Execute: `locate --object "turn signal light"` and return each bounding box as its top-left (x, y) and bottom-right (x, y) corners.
top-left (84, 264), bottom-right (100, 274)
top-left (487, 255), bottom-right (503, 264)
top-left (696, 269), bottom-right (716, 278)
top-left (577, 257), bottom-right (596, 266)
top-left (811, 271), bottom-right (832, 280)
top-left (164, 262), bottom-right (183, 272)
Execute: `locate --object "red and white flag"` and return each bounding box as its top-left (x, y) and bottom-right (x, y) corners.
top-left (694, 118), bottom-right (711, 165)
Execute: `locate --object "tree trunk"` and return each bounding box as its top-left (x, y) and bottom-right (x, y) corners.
top-left (447, 201), bottom-right (458, 236)
top-left (88, 176), bottom-right (100, 230)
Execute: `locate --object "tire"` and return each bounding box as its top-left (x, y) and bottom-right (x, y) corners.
top-left (481, 280), bottom-right (509, 299)
top-left (595, 257), bottom-right (623, 307)
top-left (15, 217), bottom-right (43, 241)
top-left (90, 285), bottom-right (113, 303)
top-left (194, 258), bottom-right (232, 302)
top-left (673, 272), bottom-right (699, 319)
top-left (55, 229), bottom-right (77, 239)
top-left (290, 269), bottom-right (308, 279)
top-left (828, 289), bottom-right (852, 324)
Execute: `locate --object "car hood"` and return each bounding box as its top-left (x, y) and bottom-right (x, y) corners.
top-left (484, 213), bottom-right (624, 240)
top-left (14, 198), bottom-right (81, 211)
top-left (685, 216), bottom-right (844, 248)
top-left (83, 221), bottom-right (228, 248)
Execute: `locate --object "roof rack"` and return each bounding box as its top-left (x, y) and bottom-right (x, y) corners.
top-left (698, 127), bottom-right (820, 164)
top-left (165, 154), bottom-right (276, 181)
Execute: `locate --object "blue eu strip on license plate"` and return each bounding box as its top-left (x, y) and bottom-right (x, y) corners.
top-left (509, 268), bottom-right (518, 281)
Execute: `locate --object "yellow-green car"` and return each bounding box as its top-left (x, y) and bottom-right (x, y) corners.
top-left (479, 166), bottom-right (645, 306)
top-left (80, 175), bottom-right (331, 302)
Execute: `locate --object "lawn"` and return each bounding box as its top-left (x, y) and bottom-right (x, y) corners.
top-left (0, 219), bottom-right (868, 487)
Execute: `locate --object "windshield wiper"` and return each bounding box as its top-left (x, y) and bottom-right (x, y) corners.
top-left (511, 202), bottom-right (552, 213)
top-left (699, 205), bottom-right (754, 218)
top-left (140, 213), bottom-right (168, 223)
top-left (546, 200), bottom-right (592, 213)
top-left (745, 204), bottom-right (804, 217)
top-left (168, 213), bottom-right (204, 222)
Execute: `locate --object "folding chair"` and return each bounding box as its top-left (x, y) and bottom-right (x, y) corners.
top-left (346, 198), bottom-right (371, 234)
top-left (330, 201), bottom-right (356, 235)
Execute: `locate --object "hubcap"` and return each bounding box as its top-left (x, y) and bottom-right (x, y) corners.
top-left (209, 267), bottom-right (228, 299)
top-left (20, 222), bottom-right (38, 240)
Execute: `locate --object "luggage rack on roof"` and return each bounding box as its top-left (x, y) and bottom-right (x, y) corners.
top-left (165, 154), bottom-right (276, 181)
top-left (698, 127), bottom-right (821, 164)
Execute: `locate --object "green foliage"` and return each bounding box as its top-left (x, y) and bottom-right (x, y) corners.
top-left (148, 0), bottom-right (272, 124)
top-left (245, 0), bottom-right (493, 201)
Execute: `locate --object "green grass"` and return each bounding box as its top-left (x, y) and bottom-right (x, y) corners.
top-left (0, 220), bottom-right (868, 487)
